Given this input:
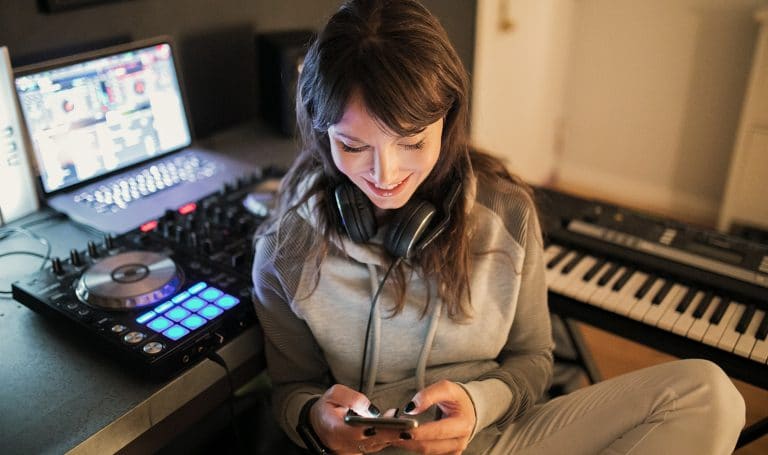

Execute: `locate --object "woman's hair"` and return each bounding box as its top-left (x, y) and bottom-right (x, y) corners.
top-left (265, 0), bottom-right (523, 320)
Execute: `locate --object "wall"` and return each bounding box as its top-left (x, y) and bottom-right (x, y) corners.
top-left (0, 0), bottom-right (475, 139)
top-left (472, 0), bottom-right (766, 227)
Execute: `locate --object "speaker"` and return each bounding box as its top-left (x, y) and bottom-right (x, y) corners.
top-left (0, 46), bottom-right (39, 225)
top-left (257, 30), bottom-right (314, 137)
top-left (334, 181), bottom-right (462, 259)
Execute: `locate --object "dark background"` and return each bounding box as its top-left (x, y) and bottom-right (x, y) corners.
top-left (0, 0), bottom-right (476, 139)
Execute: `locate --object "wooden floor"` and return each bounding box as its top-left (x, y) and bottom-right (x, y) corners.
top-left (575, 323), bottom-right (768, 455)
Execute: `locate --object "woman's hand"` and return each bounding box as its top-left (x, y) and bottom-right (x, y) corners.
top-left (391, 380), bottom-right (477, 455)
top-left (309, 384), bottom-right (400, 454)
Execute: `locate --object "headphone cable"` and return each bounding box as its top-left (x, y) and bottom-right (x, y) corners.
top-left (358, 257), bottom-right (401, 393)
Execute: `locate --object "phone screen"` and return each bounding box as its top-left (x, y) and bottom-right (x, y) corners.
top-left (344, 415), bottom-right (419, 430)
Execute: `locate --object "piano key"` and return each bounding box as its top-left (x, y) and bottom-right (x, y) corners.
top-left (657, 286), bottom-right (688, 331)
top-left (546, 250), bottom-right (578, 286)
top-left (560, 252), bottom-right (585, 274)
top-left (628, 279), bottom-right (676, 321)
top-left (587, 265), bottom-right (629, 308)
top-left (716, 302), bottom-right (748, 352)
top-left (671, 290), bottom-right (704, 336)
top-left (652, 280), bottom-right (674, 305)
top-left (634, 274), bottom-right (658, 299)
top-left (575, 261), bottom-right (614, 302)
top-left (688, 296), bottom-right (721, 342)
top-left (547, 251), bottom-right (582, 290)
top-left (558, 256), bottom-right (598, 296)
top-left (691, 291), bottom-right (714, 319)
top-left (643, 283), bottom-right (683, 328)
top-left (604, 271), bottom-right (647, 313)
top-left (674, 287), bottom-right (697, 312)
top-left (596, 263), bottom-right (621, 286)
top-left (735, 304), bottom-right (756, 334)
top-left (702, 302), bottom-right (739, 347)
top-left (611, 267), bottom-right (636, 291)
top-left (582, 259), bottom-right (606, 282)
top-left (543, 244), bottom-right (563, 263)
top-left (735, 308), bottom-right (763, 358)
top-left (709, 298), bottom-right (731, 325)
top-left (750, 311), bottom-right (768, 363)
top-left (756, 311), bottom-right (768, 341)
top-left (546, 247), bottom-right (570, 269)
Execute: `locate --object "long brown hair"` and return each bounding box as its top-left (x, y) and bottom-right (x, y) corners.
top-left (263, 0), bottom-right (521, 320)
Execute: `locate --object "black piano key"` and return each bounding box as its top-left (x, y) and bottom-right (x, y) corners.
top-left (652, 280), bottom-right (674, 305)
top-left (634, 274), bottom-right (658, 299)
top-left (756, 312), bottom-right (768, 341)
top-left (735, 305), bottom-right (756, 334)
top-left (611, 268), bottom-right (635, 291)
top-left (546, 249), bottom-right (570, 269)
top-left (709, 298), bottom-right (731, 325)
top-left (582, 259), bottom-right (606, 282)
top-left (597, 263), bottom-right (621, 286)
top-left (692, 291), bottom-right (714, 319)
top-left (674, 287), bottom-right (697, 312)
top-left (561, 252), bottom-right (585, 274)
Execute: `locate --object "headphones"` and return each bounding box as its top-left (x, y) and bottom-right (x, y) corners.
top-left (334, 179), bottom-right (462, 259)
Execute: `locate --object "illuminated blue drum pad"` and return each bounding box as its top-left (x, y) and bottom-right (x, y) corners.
top-left (135, 282), bottom-right (239, 341)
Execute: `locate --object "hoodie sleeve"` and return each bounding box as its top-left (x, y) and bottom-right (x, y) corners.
top-left (251, 219), bottom-right (331, 447)
top-left (461, 192), bottom-right (554, 435)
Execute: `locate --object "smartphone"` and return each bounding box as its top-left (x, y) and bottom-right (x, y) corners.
top-left (344, 415), bottom-right (419, 430)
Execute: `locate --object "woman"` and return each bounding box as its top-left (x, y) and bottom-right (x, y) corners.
top-left (252, 1), bottom-right (745, 453)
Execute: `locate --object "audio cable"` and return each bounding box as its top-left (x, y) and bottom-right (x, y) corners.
top-left (207, 350), bottom-right (246, 452)
top-left (358, 257), bottom-right (402, 393)
top-left (0, 227), bottom-right (52, 298)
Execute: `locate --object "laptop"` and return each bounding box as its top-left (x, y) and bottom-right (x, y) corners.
top-left (13, 36), bottom-right (256, 234)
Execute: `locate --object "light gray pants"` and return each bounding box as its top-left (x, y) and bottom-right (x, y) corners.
top-left (487, 359), bottom-right (746, 455)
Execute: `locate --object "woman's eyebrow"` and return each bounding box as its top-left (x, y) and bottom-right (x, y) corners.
top-left (335, 132), bottom-right (366, 143)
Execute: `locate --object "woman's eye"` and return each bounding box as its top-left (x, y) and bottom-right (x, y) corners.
top-left (340, 143), bottom-right (368, 153)
top-left (402, 140), bottom-right (425, 151)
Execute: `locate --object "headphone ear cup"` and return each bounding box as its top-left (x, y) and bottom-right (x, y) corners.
top-left (384, 200), bottom-right (437, 259)
top-left (334, 183), bottom-right (377, 243)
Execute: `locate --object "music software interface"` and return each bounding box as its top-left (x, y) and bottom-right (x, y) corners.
top-left (15, 43), bottom-right (191, 194)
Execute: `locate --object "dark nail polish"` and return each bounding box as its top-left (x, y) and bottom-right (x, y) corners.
top-left (364, 427), bottom-right (377, 437)
top-left (400, 432), bottom-right (412, 440)
top-left (404, 401), bottom-right (416, 413)
top-left (368, 404), bottom-right (381, 417)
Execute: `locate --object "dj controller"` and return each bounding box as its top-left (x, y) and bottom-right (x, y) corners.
top-left (11, 166), bottom-right (283, 380)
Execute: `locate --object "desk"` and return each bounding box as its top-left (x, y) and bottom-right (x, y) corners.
top-left (0, 121), bottom-right (297, 454)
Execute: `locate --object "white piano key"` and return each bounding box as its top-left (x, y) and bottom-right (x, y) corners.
top-left (749, 316), bottom-right (768, 363)
top-left (546, 250), bottom-right (577, 287)
top-left (604, 271), bottom-right (646, 313)
top-left (717, 302), bottom-right (747, 352)
top-left (549, 253), bottom-right (588, 293)
top-left (670, 290), bottom-right (704, 337)
top-left (559, 256), bottom-right (598, 297)
top-left (687, 296), bottom-right (720, 343)
top-left (656, 285), bottom-right (687, 331)
top-left (623, 278), bottom-right (665, 318)
top-left (587, 266), bottom-right (628, 309)
top-left (630, 281), bottom-right (680, 323)
top-left (574, 261), bottom-right (613, 302)
top-left (643, 283), bottom-right (684, 327)
top-left (544, 244), bottom-right (564, 263)
top-left (735, 308), bottom-right (764, 358)
top-left (702, 303), bottom-right (738, 347)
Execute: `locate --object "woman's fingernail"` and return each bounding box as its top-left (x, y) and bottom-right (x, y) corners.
top-left (404, 401), bottom-right (416, 413)
top-left (400, 432), bottom-right (412, 440)
top-left (368, 404), bottom-right (381, 416)
top-left (364, 427), bottom-right (376, 437)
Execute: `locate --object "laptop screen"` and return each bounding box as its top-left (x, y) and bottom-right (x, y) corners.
top-left (14, 39), bottom-right (192, 195)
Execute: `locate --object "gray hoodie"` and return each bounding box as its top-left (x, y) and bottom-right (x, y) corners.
top-left (252, 173), bottom-right (554, 454)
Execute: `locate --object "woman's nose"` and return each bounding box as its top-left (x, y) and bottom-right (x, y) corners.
top-left (371, 148), bottom-right (399, 185)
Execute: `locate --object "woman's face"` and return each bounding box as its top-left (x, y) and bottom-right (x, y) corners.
top-left (328, 92), bottom-right (443, 211)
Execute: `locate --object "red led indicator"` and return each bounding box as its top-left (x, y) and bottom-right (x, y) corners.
top-left (178, 202), bottom-right (197, 215)
top-left (140, 220), bottom-right (158, 232)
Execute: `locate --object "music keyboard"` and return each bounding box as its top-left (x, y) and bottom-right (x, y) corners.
top-left (537, 188), bottom-right (768, 389)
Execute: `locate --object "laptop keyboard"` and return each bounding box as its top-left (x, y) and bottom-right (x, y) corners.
top-left (74, 154), bottom-right (218, 213)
